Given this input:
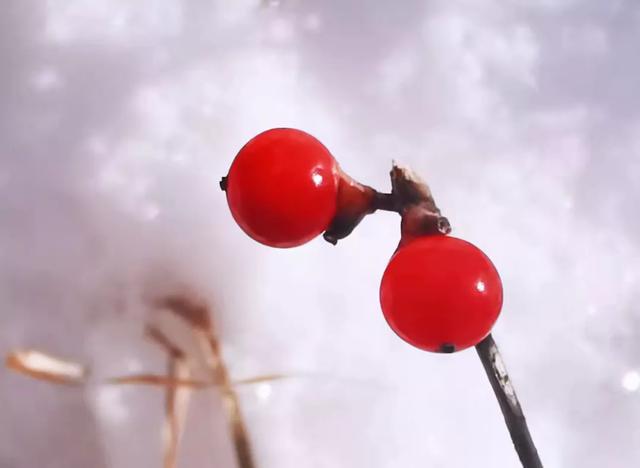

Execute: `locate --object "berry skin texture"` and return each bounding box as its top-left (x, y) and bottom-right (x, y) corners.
top-left (379, 235), bottom-right (503, 353)
top-left (225, 128), bottom-right (339, 248)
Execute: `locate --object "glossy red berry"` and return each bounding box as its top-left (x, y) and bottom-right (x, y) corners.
top-left (225, 128), bottom-right (339, 248)
top-left (379, 235), bottom-right (503, 353)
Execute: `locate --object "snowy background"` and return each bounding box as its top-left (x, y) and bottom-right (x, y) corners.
top-left (1, 0), bottom-right (640, 467)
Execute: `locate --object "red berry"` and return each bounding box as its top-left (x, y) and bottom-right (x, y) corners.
top-left (225, 128), bottom-right (339, 248)
top-left (379, 235), bottom-right (503, 352)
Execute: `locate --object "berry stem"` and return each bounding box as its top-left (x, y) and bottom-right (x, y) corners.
top-left (323, 163), bottom-right (451, 244)
top-left (476, 334), bottom-right (543, 468)
top-left (371, 192), bottom-right (397, 212)
top-left (343, 163), bottom-right (542, 466)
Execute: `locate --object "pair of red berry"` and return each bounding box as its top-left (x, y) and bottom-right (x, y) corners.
top-left (222, 128), bottom-right (502, 353)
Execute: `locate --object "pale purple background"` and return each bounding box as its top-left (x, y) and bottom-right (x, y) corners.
top-left (1, 1), bottom-right (639, 467)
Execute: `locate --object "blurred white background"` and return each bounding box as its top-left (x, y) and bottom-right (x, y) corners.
top-left (1, 0), bottom-right (639, 467)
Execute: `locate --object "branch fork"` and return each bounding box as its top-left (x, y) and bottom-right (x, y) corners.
top-left (323, 163), bottom-right (451, 245)
top-left (323, 162), bottom-right (543, 468)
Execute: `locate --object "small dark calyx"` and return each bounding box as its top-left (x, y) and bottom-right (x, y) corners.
top-left (323, 212), bottom-right (368, 246)
top-left (323, 232), bottom-right (339, 245)
top-left (439, 343), bottom-right (456, 353)
top-left (437, 216), bottom-right (452, 235)
top-left (219, 176), bottom-right (228, 191)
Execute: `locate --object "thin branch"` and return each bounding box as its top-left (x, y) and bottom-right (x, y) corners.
top-left (331, 163), bottom-right (542, 467)
top-left (371, 192), bottom-right (397, 212)
top-left (476, 334), bottom-right (543, 468)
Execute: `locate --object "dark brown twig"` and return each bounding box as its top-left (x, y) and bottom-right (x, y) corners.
top-left (476, 335), bottom-right (543, 468)
top-left (371, 192), bottom-right (397, 212)
top-left (390, 165), bottom-right (541, 467)
top-left (327, 163), bottom-right (542, 468)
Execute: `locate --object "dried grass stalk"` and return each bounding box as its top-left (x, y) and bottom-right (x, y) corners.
top-left (163, 355), bottom-right (192, 468)
top-left (162, 294), bottom-right (257, 468)
top-left (108, 374), bottom-right (209, 388)
top-left (5, 350), bottom-right (87, 385)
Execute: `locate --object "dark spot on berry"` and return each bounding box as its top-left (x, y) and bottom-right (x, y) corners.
top-left (219, 176), bottom-right (228, 191)
top-left (439, 343), bottom-right (456, 353)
